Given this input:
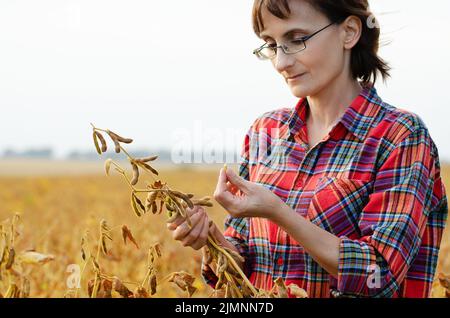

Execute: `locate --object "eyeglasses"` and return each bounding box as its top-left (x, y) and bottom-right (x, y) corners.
top-left (253, 22), bottom-right (335, 60)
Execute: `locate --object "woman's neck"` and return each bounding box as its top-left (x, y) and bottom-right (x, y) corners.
top-left (306, 76), bottom-right (363, 130)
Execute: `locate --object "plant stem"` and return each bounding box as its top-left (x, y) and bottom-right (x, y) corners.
top-left (91, 225), bottom-right (103, 298)
top-left (74, 256), bottom-right (89, 298)
top-left (207, 236), bottom-right (258, 296)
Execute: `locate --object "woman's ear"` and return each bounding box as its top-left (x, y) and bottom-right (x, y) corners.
top-left (341, 15), bottom-right (362, 50)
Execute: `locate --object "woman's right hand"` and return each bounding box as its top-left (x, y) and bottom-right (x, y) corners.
top-left (167, 205), bottom-right (245, 271)
top-left (166, 205), bottom-right (212, 250)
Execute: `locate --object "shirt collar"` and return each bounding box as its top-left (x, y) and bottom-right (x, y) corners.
top-left (285, 84), bottom-right (383, 142)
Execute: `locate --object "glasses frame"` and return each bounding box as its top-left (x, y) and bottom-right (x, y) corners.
top-left (253, 22), bottom-right (336, 60)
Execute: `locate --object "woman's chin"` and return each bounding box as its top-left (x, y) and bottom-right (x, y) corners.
top-left (289, 84), bottom-right (310, 98)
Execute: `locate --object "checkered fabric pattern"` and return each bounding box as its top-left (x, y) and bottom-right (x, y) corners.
top-left (202, 84), bottom-right (448, 298)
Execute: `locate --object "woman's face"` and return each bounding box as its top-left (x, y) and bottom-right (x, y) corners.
top-left (260, 0), bottom-right (349, 98)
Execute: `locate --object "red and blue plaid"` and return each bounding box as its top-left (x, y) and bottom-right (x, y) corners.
top-left (202, 85), bottom-right (448, 298)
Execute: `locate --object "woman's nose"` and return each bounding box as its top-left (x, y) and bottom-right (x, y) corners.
top-left (272, 49), bottom-right (296, 73)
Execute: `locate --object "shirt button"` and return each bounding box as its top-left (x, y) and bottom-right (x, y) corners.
top-left (277, 257), bottom-right (283, 266)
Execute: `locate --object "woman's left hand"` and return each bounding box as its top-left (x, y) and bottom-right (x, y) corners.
top-left (213, 167), bottom-right (284, 219)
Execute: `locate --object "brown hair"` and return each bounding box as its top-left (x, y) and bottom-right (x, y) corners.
top-left (252, 0), bottom-right (390, 85)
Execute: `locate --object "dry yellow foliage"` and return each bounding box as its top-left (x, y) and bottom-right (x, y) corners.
top-left (0, 162), bottom-right (449, 298)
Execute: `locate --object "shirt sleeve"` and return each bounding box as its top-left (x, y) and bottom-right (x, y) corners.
top-left (201, 127), bottom-right (253, 288)
top-left (336, 127), bottom-right (446, 297)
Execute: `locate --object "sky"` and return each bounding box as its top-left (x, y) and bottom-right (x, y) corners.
top-left (0, 0), bottom-right (449, 162)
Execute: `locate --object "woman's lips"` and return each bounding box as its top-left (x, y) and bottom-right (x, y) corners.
top-left (287, 73), bottom-right (306, 82)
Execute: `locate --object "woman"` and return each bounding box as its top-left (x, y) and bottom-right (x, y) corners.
top-left (168, 0), bottom-right (448, 297)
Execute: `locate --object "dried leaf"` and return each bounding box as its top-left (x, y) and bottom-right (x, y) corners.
top-left (137, 162), bottom-right (159, 176)
top-left (274, 277), bottom-right (288, 298)
top-left (159, 200), bottom-right (164, 214)
top-left (113, 139), bottom-right (121, 153)
top-left (130, 162), bottom-right (139, 185)
top-left (100, 220), bottom-right (112, 255)
top-left (0, 244), bottom-right (6, 266)
top-left (152, 243), bottom-right (162, 258)
top-left (149, 273), bottom-right (157, 295)
top-left (98, 279), bottom-right (112, 298)
top-left (18, 251), bottom-right (55, 265)
top-left (169, 272), bottom-right (197, 297)
top-left (145, 192), bottom-right (158, 213)
top-left (150, 180), bottom-right (164, 189)
top-left (92, 258), bottom-right (100, 272)
top-left (87, 279), bottom-right (101, 298)
top-left (104, 159), bottom-right (113, 176)
top-left (134, 286), bottom-right (149, 298)
top-left (438, 273), bottom-right (450, 289)
top-left (112, 277), bottom-right (133, 298)
top-left (136, 155), bottom-right (158, 163)
top-left (171, 191), bottom-right (194, 209)
top-left (5, 248), bottom-right (15, 269)
top-left (121, 225), bottom-right (139, 249)
top-left (131, 193), bottom-right (144, 217)
top-left (187, 286), bottom-right (197, 298)
top-left (96, 132), bottom-right (107, 152)
top-left (107, 130), bottom-right (133, 144)
top-left (21, 278), bottom-right (30, 298)
top-left (165, 200), bottom-right (175, 212)
top-left (5, 283), bottom-right (19, 298)
top-left (287, 284), bottom-right (308, 298)
top-left (148, 243), bottom-right (162, 264)
top-left (101, 238), bottom-right (108, 255)
top-left (217, 253), bottom-right (228, 274)
top-left (93, 132), bottom-right (102, 155)
top-left (135, 195), bottom-right (145, 212)
top-left (193, 196), bottom-right (214, 207)
top-left (151, 201), bottom-right (158, 214)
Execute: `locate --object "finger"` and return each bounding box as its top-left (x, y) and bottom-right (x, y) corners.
top-left (182, 215), bottom-right (207, 250)
top-left (214, 168), bottom-right (237, 207)
top-left (167, 206), bottom-right (202, 230)
top-left (201, 245), bottom-right (212, 265)
top-left (226, 181), bottom-right (239, 195)
top-left (215, 168), bottom-right (229, 194)
top-left (172, 210), bottom-right (204, 241)
top-left (186, 206), bottom-right (202, 217)
top-left (167, 214), bottom-right (190, 231)
top-left (191, 216), bottom-right (210, 250)
top-left (172, 209), bottom-right (204, 240)
top-left (181, 212), bottom-right (206, 247)
top-left (201, 217), bottom-right (211, 244)
top-left (167, 220), bottom-right (180, 231)
top-left (226, 168), bottom-right (249, 192)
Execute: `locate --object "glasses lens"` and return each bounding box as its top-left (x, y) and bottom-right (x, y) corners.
top-left (254, 40), bottom-right (306, 60)
top-left (286, 40), bottom-right (306, 54)
top-left (255, 46), bottom-right (276, 60)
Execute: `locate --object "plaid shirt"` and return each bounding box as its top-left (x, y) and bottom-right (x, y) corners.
top-left (202, 85), bottom-right (448, 298)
